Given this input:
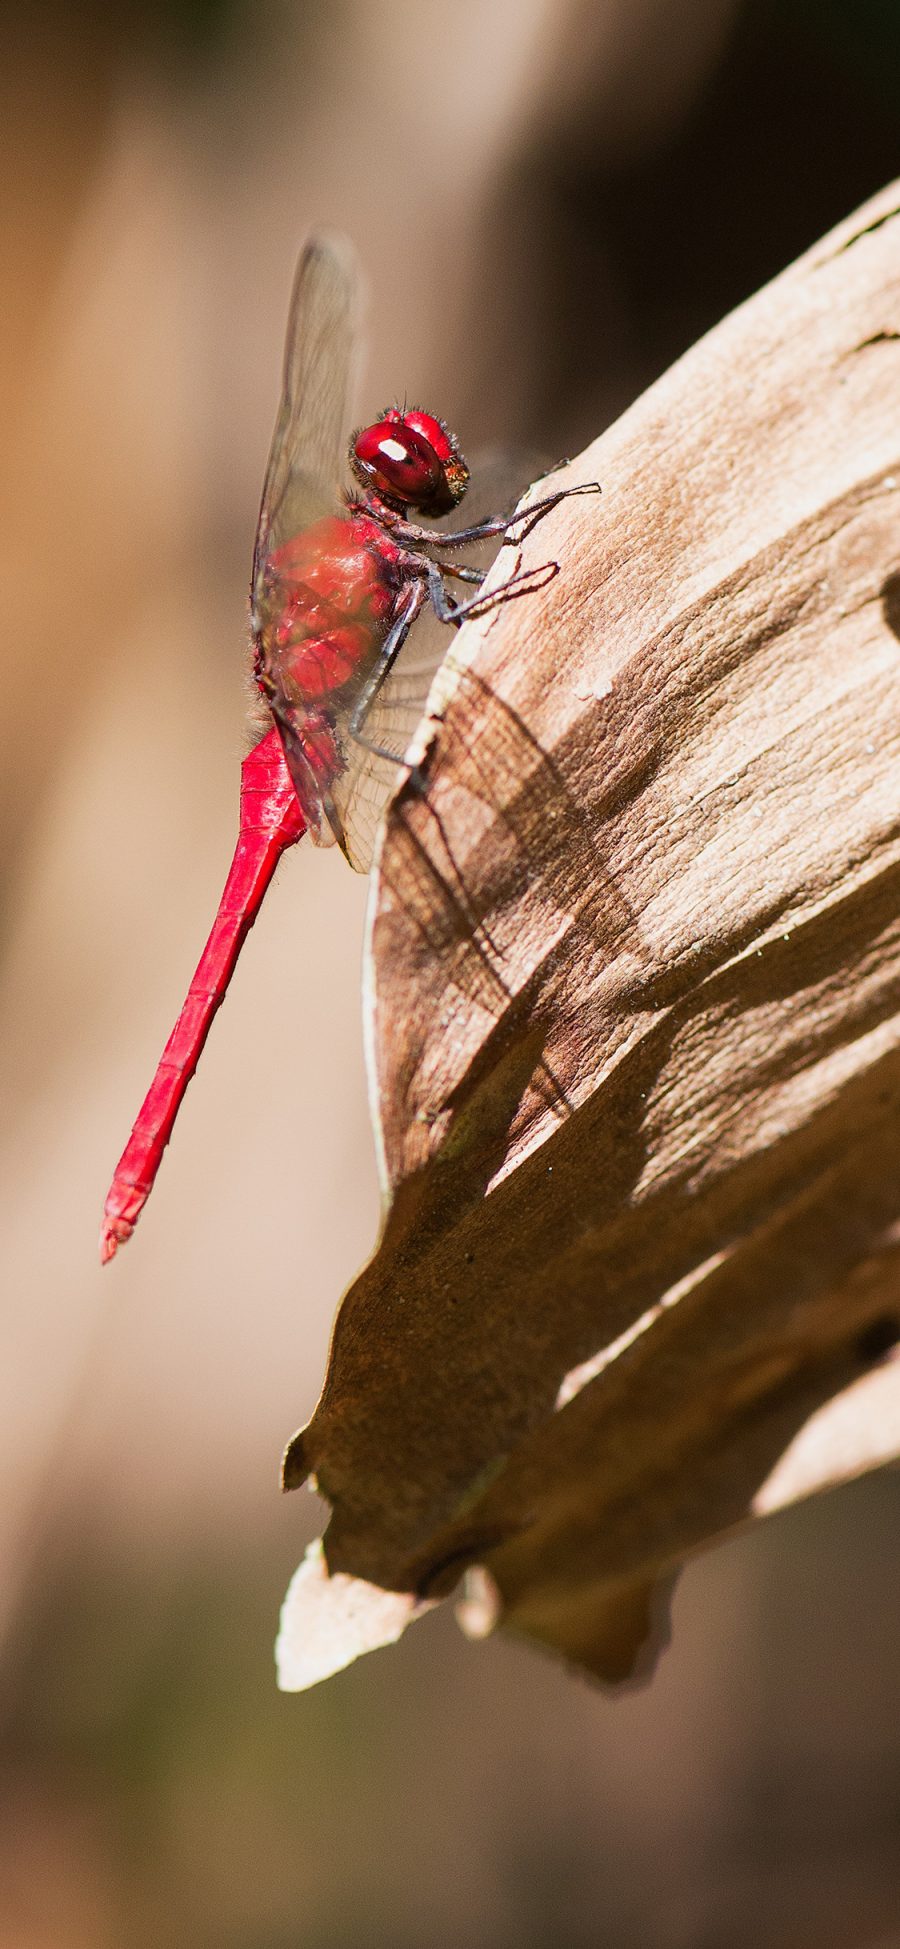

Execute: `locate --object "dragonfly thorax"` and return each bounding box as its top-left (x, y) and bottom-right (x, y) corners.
top-left (262, 512), bottom-right (402, 702)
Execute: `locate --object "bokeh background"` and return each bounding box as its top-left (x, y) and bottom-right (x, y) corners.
top-left (2, 2), bottom-right (900, 1943)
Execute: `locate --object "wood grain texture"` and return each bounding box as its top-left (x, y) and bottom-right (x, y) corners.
top-left (278, 181), bottom-right (900, 1689)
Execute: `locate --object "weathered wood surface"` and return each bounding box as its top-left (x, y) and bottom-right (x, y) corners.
top-left (277, 182), bottom-right (900, 1690)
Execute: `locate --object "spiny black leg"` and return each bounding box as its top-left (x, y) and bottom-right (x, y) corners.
top-left (421, 480), bottom-right (602, 551)
top-left (434, 562), bottom-right (486, 584)
top-left (347, 581), bottom-right (427, 768)
top-left (425, 557), bottom-right (558, 626)
top-left (363, 480), bottom-right (601, 553)
top-left (499, 480), bottom-right (602, 544)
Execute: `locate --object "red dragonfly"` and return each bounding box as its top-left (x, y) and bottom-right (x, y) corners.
top-left (100, 233), bottom-right (591, 1263)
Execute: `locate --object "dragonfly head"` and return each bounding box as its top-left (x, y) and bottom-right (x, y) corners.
top-left (350, 407), bottom-right (469, 517)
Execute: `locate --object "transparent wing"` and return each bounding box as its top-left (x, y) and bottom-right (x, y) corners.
top-left (331, 615), bottom-right (449, 873)
top-left (251, 232), bottom-right (360, 614)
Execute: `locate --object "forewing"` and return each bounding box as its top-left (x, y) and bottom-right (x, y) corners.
top-left (252, 232), bottom-right (360, 611)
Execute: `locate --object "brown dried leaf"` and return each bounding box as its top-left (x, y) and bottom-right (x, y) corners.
top-left (277, 182), bottom-right (900, 1691)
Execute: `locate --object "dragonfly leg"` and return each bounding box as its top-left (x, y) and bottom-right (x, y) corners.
top-left (347, 580), bottom-right (428, 767)
top-left (375, 480), bottom-right (601, 551)
top-left (425, 557), bottom-right (558, 627)
top-left (497, 479), bottom-right (602, 545)
top-left (434, 562), bottom-right (486, 584)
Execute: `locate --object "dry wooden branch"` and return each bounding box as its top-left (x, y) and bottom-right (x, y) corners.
top-left (277, 181), bottom-right (900, 1691)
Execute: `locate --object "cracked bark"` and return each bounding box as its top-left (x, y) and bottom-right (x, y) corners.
top-left (276, 178), bottom-right (900, 1692)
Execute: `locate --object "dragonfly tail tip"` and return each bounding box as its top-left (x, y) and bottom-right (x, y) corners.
top-left (99, 1212), bottom-right (132, 1266)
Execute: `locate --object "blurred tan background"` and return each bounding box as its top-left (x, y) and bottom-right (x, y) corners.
top-left (2, 2), bottom-right (900, 1943)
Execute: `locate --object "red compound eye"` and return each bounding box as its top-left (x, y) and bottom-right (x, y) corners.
top-left (350, 408), bottom-right (469, 515)
top-left (400, 409), bottom-right (453, 462)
